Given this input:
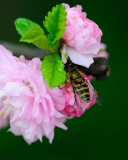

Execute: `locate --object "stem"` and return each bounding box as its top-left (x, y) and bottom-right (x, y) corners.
top-left (0, 40), bottom-right (50, 59)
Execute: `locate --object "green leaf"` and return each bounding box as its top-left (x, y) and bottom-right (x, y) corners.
top-left (15, 18), bottom-right (44, 36)
top-left (20, 27), bottom-right (58, 54)
top-left (43, 4), bottom-right (67, 44)
top-left (41, 54), bottom-right (66, 89)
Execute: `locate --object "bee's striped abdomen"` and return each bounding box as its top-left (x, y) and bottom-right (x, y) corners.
top-left (73, 81), bottom-right (90, 102)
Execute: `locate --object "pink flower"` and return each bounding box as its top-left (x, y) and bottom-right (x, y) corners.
top-left (61, 83), bottom-right (84, 118)
top-left (97, 43), bottom-right (109, 58)
top-left (0, 45), bottom-right (67, 144)
top-left (61, 4), bottom-right (102, 68)
top-left (60, 73), bottom-right (98, 118)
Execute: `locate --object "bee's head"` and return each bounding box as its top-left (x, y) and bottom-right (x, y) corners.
top-left (66, 63), bottom-right (72, 72)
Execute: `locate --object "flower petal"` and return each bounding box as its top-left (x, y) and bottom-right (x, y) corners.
top-left (67, 46), bottom-right (94, 68)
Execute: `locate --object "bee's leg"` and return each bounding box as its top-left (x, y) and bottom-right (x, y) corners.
top-left (59, 79), bottom-right (71, 89)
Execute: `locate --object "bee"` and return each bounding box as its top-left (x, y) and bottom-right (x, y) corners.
top-left (67, 67), bottom-right (102, 111)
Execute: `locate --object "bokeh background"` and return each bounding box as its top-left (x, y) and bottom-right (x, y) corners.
top-left (0, 0), bottom-right (128, 159)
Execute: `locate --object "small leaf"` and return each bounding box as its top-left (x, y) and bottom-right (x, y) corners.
top-left (15, 18), bottom-right (44, 36)
top-left (20, 27), bottom-right (58, 54)
top-left (41, 54), bottom-right (66, 89)
top-left (43, 4), bottom-right (67, 44)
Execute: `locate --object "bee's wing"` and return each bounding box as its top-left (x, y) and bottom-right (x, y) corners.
top-left (84, 78), bottom-right (103, 106)
top-left (71, 80), bottom-right (88, 112)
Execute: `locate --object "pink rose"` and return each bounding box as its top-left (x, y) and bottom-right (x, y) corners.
top-left (61, 4), bottom-right (102, 68)
top-left (0, 45), bottom-right (67, 144)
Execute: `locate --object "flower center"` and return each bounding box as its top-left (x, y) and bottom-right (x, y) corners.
top-left (23, 80), bottom-right (33, 92)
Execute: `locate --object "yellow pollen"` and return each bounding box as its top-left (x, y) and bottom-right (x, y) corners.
top-left (73, 16), bottom-right (76, 20)
top-left (26, 82), bottom-right (30, 86)
top-left (3, 115), bottom-right (7, 119)
top-left (23, 80), bottom-right (33, 92)
top-left (0, 105), bottom-right (17, 117)
top-left (29, 86), bottom-right (33, 92)
top-left (0, 110), bottom-right (5, 116)
top-left (10, 105), bottom-right (17, 109)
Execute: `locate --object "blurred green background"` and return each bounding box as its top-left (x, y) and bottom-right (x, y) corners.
top-left (0, 0), bottom-right (128, 159)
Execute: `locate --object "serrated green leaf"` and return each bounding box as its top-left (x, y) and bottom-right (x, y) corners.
top-left (41, 54), bottom-right (66, 89)
top-left (43, 4), bottom-right (67, 44)
top-left (15, 18), bottom-right (44, 36)
top-left (20, 27), bottom-right (58, 54)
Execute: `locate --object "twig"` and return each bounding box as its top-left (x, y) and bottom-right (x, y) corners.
top-left (0, 40), bottom-right (50, 59)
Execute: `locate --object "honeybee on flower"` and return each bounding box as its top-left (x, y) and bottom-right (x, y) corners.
top-left (60, 66), bottom-right (102, 118)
